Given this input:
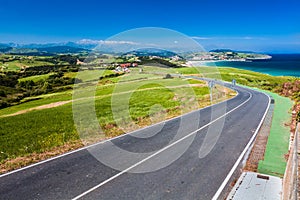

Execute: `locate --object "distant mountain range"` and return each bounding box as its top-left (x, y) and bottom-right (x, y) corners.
top-left (0, 40), bottom-right (265, 55)
top-left (0, 41), bottom-right (98, 49)
top-left (1, 46), bottom-right (89, 55)
top-left (0, 42), bottom-right (92, 55)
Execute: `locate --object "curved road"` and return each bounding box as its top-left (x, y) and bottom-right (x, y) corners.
top-left (0, 81), bottom-right (270, 200)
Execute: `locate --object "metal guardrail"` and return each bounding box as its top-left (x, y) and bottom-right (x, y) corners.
top-left (282, 123), bottom-right (298, 200)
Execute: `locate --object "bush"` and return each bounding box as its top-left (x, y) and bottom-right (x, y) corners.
top-left (164, 74), bottom-right (173, 79)
top-left (0, 90), bottom-right (6, 97)
top-left (0, 100), bottom-right (8, 109)
top-left (297, 111), bottom-right (300, 123)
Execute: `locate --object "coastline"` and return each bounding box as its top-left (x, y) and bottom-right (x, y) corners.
top-left (187, 54), bottom-right (300, 77)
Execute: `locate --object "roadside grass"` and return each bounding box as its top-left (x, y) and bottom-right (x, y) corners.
top-left (187, 78), bottom-right (205, 85)
top-left (0, 104), bottom-right (78, 167)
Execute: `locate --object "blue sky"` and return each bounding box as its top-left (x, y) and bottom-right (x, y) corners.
top-left (1, 0), bottom-right (300, 53)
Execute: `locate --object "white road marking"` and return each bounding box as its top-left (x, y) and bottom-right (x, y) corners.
top-left (72, 91), bottom-right (253, 200)
top-left (211, 90), bottom-right (271, 200)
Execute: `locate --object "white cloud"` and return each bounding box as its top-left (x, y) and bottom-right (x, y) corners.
top-left (191, 36), bottom-right (211, 40)
top-left (231, 36), bottom-right (267, 40)
top-left (76, 39), bottom-right (139, 45)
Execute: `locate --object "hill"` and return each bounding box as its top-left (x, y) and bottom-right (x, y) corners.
top-left (0, 45), bottom-right (89, 55)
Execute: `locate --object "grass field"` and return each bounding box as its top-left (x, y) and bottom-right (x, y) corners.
top-left (0, 65), bottom-right (234, 173)
top-left (0, 91), bottom-right (72, 116)
top-left (0, 55), bottom-right (70, 71)
top-left (18, 73), bottom-right (55, 83)
top-left (0, 60), bottom-right (55, 71)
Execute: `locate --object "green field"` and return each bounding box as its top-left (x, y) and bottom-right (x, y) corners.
top-left (1, 65), bottom-right (234, 173)
top-left (18, 73), bottom-right (55, 83)
top-left (0, 91), bottom-right (72, 116)
top-left (0, 55), bottom-right (69, 71)
top-left (0, 59), bottom-right (55, 71)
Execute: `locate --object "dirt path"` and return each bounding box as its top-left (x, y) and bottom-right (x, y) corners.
top-left (2, 100), bottom-right (72, 117)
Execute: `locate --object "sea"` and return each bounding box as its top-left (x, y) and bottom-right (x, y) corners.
top-left (202, 54), bottom-right (300, 77)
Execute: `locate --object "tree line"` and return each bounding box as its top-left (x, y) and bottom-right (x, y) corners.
top-left (0, 65), bottom-right (81, 109)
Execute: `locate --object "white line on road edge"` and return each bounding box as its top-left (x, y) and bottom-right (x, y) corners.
top-left (71, 91), bottom-right (253, 200)
top-left (0, 81), bottom-right (239, 178)
top-left (211, 90), bottom-right (271, 200)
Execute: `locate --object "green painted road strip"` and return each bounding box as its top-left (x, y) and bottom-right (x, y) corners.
top-left (258, 91), bottom-right (292, 177)
top-left (241, 85), bottom-right (292, 177)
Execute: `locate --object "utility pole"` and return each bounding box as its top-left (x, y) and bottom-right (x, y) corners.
top-left (208, 80), bottom-right (215, 104)
top-left (232, 79), bottom-right (236, 86)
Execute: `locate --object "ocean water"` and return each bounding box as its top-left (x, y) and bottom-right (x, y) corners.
top-left (202, 54), bottom-right (300, 77)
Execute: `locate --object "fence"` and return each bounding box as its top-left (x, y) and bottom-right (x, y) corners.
top-left (282, 123), bottom-right (299, 200)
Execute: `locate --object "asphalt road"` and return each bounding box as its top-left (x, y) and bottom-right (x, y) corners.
top-left (0, 81), bottom-right (270, 200)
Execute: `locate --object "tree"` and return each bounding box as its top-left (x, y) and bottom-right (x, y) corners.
top-left (42, 81), bottom-right (52, 92)
top-left (19, 80), bottom-right (35, 90)
top-left (0, 90), bottom-right (6, 97)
